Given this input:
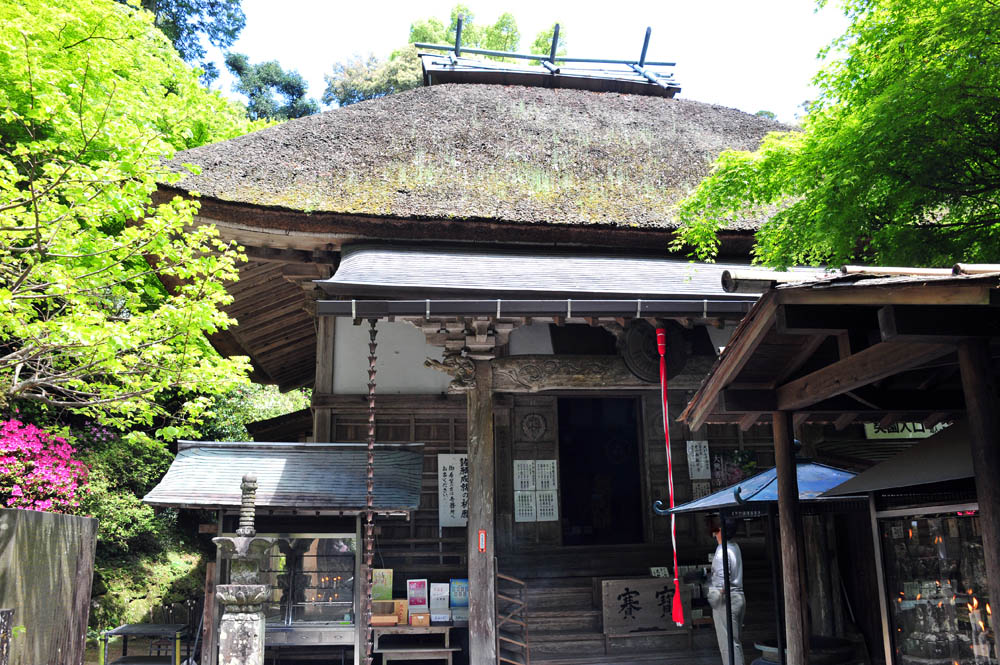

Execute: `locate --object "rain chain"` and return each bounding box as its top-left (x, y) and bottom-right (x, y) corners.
top-left (364, 319), bottom-right (378, 665)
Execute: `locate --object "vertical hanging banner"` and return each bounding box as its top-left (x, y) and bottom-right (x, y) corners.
top-left (438, 454), bottom-right (469, 527)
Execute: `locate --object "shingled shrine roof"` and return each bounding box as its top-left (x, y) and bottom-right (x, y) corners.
top-left (143, 442), bottom-right (423, 512)
top-left (162, 83), bottom-right (788, 231)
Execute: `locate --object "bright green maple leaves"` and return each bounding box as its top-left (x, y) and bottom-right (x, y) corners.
top-left (0, 0), bottom-right (264, 435)
top-left (674, 0), bottom-right (1000, 268)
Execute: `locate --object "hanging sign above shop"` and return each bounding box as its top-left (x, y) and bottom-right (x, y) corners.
top-left (438, 454), bottom-right (469, 527)
top-left (864, 422), bottom-right (948, 440)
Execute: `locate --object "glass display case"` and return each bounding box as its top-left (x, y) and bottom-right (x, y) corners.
top-left (879, 511), bottom-right (994, 664)
top-left (261, 536), bottom-right (357, 625)
top-left (218, 524), bottom-right (361, 654)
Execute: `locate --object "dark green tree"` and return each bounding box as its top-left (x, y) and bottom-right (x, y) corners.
top-left (119, 0), bottom-right (245, 82)
top-left (673, 0), bottom-right (1000, 268)
top-left (225, 52), bottom-right (320, 120)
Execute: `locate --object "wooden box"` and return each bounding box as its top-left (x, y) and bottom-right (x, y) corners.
top-left (371, 614), bottom-right (397, 626)
top-left (409, 612), bottom-right (430, 627)
top-left (393, 599), bottom-right (409, 625)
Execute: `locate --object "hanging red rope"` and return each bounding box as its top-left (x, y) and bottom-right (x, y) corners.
top-left (657, 327), bottom-right (685, 627)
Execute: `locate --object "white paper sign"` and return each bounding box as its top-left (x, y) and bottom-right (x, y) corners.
top-left (514, 459), bottom-right (535, 490)
top-left (514, 491), bottom-right (536, 522)
top-left (687, 440), bottom-right (711, 480)
top-left (691, 480), bottom-right (712, 500)
top-left (438, 453), bottom-right (469, 527)
top-left (535, 460), bottom-right (558, 491)
top-left (536, 490), bottom-right (559, 521)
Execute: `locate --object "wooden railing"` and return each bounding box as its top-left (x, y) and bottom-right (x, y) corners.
top-left (496, 568), bottom-right (530, 665)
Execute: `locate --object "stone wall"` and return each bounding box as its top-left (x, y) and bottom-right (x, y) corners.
top-left (0, 509), bottom-right (98, 665)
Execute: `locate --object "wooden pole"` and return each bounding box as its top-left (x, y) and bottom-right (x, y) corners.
top-left (202, 562), bottom-right (216, 665)
top-left (773, 411), bottom-right (809, 664)
top-left (313, 316), bottom-right (337, 443)
top-left (312, 316), bottom-right (335, 442)
top-left (467, 359), bottom-right (497, 664)
top-left (958, 340), bottom-right (1000, 659)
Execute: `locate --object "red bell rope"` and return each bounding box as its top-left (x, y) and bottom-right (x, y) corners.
top-left (657, 328), bottom-right (685, 627)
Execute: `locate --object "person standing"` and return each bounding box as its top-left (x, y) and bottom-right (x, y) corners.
top-left (707, 518), bottom-right (745, 665)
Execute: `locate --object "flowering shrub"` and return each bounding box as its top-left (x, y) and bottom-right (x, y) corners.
top-left (0, 419), bottom-right (88, 512)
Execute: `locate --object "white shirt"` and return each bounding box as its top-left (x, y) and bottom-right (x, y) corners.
top-left (710, 541), bottom-right (743, 592)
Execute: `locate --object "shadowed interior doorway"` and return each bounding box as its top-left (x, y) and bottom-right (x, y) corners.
top-left (558, 397), bottom-right (643, 546)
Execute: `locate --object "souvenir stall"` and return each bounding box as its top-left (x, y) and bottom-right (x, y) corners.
top-left (826, 422), bottom-right (994, 665)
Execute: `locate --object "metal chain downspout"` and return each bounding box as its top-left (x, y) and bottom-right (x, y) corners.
top-left (364, 319), bottom-right (378, 665)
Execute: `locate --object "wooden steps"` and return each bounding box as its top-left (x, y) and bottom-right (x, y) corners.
top-left (528, 609), bottom-right (602, 633)
top-left (531, 647), bottom-right (725, 665)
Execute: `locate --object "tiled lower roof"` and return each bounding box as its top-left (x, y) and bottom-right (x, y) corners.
top-left (143, 442), bottom-right (423, 512)
top-left (319, 245), bottom-right (827, 299)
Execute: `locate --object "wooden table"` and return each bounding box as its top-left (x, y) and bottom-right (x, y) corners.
top-left (99, 624), bottom-right (187, 665)
top-left (373, 625), bottom-right (460, 664)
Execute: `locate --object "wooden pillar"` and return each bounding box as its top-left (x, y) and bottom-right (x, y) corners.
top-left (202, 562), bottom-right (216, 665)
top-left (773, 411), bottom-right (809, 665)
top-left (312, 316), bottom-right (335, 442)
top-left (467, 359), bottom-right (497, 665)
top-left (958, 340), bottom-right (1000, 659)
top-left (804, 515), bottom-right (837, 637)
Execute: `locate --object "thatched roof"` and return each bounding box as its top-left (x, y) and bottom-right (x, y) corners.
top-left (165, 83), bottom-right (788, 231)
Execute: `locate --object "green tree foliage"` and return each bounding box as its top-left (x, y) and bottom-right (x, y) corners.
top-left (754, 110), bottom-right (777, 121)
top-left (323, 47), bottom-right (424, 107)
top-left (673, 0), bottom-right (1000, 268)
top-left (531, 23), bottom-right (567, 57)
top-left (119, 0), bottom-right (246, 82)
top-left (225, 52), bottom-right (320, 120)
top-left (482, 12), bottom-right (520, 56)
top-left (199, 383), bottom-right (311, 441)
top-left (0, 0), bottom-right (263, 435)
top-left (409, 18), bottom-right (448, 45)
top-left (327, 6), bottom-right (536, 107)
top-left (447, 4), bottom-right (481, 47)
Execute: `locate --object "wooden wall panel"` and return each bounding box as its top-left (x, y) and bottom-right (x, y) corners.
top-left (330, 396), bottom-right (468, 579)
top-left (510, 396), bottom-right (561, 549)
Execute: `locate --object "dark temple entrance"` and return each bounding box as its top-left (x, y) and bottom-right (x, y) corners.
top-left (558, 397), bottom-right (643, 546)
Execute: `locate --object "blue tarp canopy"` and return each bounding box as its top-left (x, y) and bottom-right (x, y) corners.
top-left (666, 461), bottom-right (857, 514)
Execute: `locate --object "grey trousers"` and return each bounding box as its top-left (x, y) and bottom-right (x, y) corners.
top-left (708, 588), bottom-right (745, 665)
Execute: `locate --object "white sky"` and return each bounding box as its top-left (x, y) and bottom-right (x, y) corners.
top-left (205, 0), bottom-right (850, 123)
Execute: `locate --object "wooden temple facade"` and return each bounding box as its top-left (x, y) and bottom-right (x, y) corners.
top-left (145, 76), bottom-right (961, 664)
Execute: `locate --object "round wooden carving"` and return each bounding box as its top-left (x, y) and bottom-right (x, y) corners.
top-left (520, 413), bottom-right (547, 441)
top-left (622, 320), bottom-right (687, 383)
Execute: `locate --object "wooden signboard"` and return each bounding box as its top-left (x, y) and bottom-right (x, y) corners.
top-left (437, 454), bottom-right (469, 527)
top-left (601, 577), bottom-right (690, 633)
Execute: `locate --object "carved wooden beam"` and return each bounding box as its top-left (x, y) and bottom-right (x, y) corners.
top-left (491, 354), bottom-right (714, 393)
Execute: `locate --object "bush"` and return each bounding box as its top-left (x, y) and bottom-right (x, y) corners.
top-left (0, 419), bottom-right (88, 512)
top-left (74, 424), bottom-right (173, 555)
